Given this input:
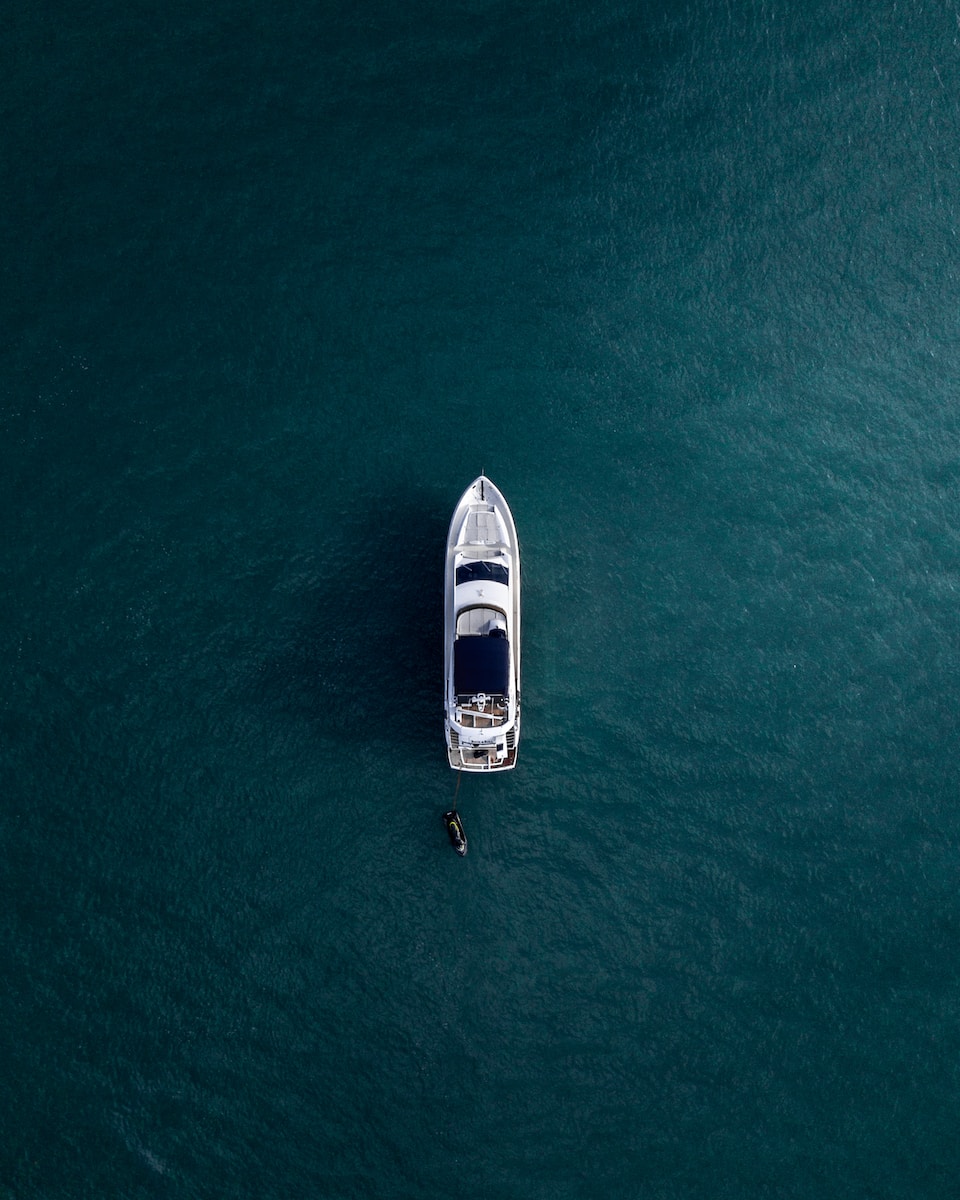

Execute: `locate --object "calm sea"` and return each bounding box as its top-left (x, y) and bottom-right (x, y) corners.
top-left (3, 1), bottom-right (960, 1196)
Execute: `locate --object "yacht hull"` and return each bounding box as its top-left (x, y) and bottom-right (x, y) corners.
top-left (443, 476), bottom-right (521, 772)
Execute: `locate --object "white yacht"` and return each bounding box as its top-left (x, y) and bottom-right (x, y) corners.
top-left (444, 476), bottom-right (521, 771)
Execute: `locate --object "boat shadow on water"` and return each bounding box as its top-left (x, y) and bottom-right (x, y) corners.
top-left (254, 485), bottom-right (447, 753)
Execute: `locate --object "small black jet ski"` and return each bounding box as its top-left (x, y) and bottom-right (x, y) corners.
top-left (442, 809), bottom-right (467, 856)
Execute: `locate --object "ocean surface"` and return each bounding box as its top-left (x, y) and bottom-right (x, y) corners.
top-left (3, 1), bottom-right (960, 1196)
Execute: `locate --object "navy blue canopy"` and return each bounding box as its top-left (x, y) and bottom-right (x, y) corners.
top-left (454, 635), bottom-right (510, 696)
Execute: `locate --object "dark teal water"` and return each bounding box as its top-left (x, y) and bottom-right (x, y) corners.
top-left (4, 2), bottom-right (960, 1196)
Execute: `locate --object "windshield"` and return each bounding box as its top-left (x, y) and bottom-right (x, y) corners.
top-left (456, 561), bottom-right (508, 587)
